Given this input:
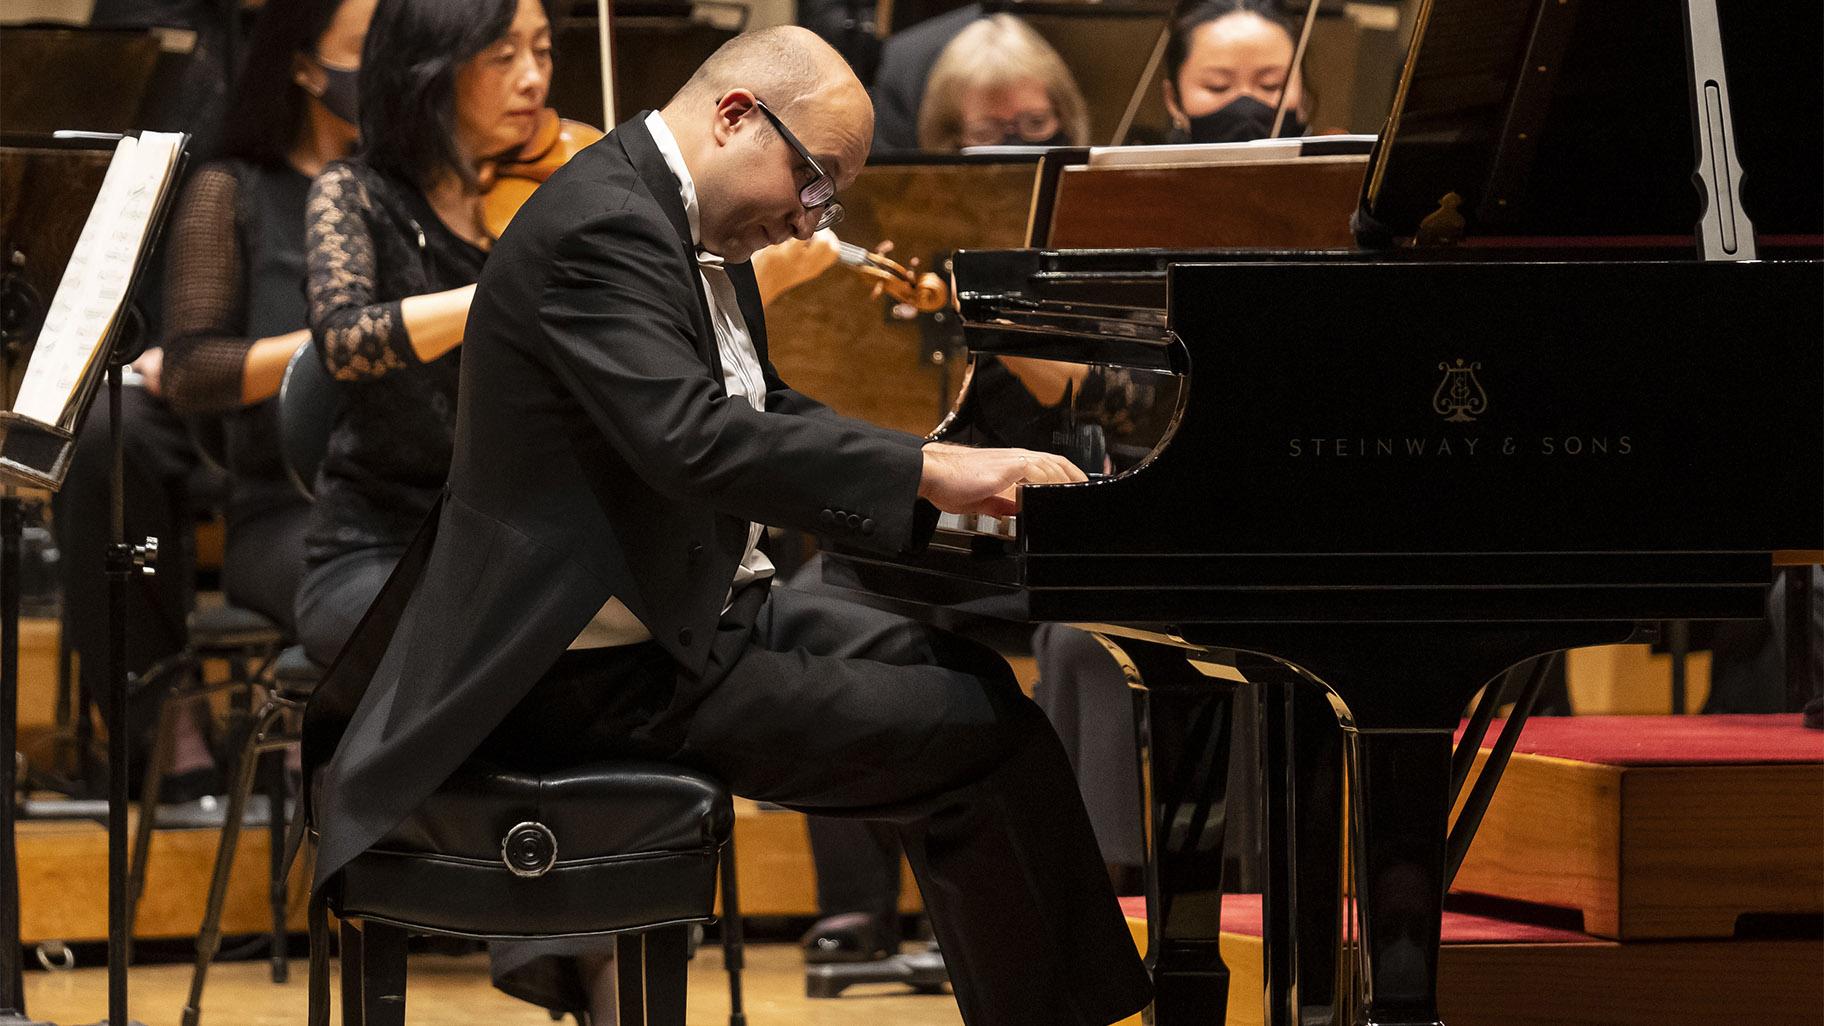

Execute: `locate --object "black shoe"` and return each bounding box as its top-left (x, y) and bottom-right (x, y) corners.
top-left (801, 912), bottom-right (893, 964)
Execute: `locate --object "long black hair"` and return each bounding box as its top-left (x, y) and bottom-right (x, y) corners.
top-left (216, 0), bottom-right (351, 165)
top-left (1164, 0), bottom-right (1297, 87)
top-left (356, 0), bottom-right (527, 190)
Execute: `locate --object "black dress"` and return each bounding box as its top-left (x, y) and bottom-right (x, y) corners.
top-left (293, 158), bottom-right (485, 665)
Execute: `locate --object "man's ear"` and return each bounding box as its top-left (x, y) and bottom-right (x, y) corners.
top-left (710, 89), bottom-right (758, 147)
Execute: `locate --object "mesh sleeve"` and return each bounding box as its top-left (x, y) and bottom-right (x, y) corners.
top-left (160, 163), bottom-right (257, 415)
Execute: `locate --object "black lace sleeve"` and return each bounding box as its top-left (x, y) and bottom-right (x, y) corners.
top-left (160, 162), bottom-right (254, 415)
top-left (305, 163), bottom-right (414, 381)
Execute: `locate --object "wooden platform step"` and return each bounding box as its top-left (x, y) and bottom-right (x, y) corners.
top-left (724, 798), bottom-right (920, 918)
top-left (1121, 894), bottom-right (1824, 1026)
top-left (17, 813), bottom-right (308, 945)
top-left (1453, 714), bottom-right (1824, 939)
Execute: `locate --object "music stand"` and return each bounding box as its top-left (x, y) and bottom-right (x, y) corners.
top-left (0, 129), bottom-right (187, 1026)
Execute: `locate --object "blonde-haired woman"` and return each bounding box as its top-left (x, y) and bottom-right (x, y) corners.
top-left (916, 14), bottom-right (1090, 150)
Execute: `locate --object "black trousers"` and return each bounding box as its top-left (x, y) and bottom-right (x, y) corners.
top-left (482, 582), bottom-right (1153, 1026)
top-left (53, 385), bottom-right (199, 756)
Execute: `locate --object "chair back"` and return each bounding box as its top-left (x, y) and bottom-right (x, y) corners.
top-left (278, 341), bottom-right (342, 499)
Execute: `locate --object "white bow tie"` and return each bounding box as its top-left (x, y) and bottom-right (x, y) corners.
top-left (696, 248), bottom-right (726, 272)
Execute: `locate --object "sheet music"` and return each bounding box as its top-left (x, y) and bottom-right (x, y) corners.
top-left (11, 131), bottom-right (183, 426)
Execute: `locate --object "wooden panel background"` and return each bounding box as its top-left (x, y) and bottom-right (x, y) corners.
top-left (764, 161), bottom-right (1039, 435)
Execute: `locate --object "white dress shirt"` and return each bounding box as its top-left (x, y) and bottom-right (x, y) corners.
top-left (568, 113), bottom-right (776, 649)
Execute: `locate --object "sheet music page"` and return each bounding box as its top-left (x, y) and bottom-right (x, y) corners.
top-left (12, 131), bottom-right (184, 426)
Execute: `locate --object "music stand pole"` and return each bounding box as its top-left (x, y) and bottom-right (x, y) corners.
top-left (98, 357), bottom-right (150, 1026)
top-left (1, 485), bottom-right (50, 1025)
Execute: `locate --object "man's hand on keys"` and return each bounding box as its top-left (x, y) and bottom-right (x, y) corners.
top-left (917, 442), bottom-right (1087, 516)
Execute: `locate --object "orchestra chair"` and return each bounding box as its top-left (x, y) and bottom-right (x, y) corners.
top-left (277, 341), bottom-right (341, 502)
top-left (128, 416), bottom-right (292, 984)
top-left (306, 760), bottom-right (742, 1026)
top-left (177, 642), bottom-right (321, 1026)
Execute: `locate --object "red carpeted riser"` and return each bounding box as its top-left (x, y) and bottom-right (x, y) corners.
top-left (1452, 714), bottom-right (1824, 939)
top-left (1119, 894), bottom-right (1824, 1026)
top-left (1117, 894), bottom-right (1590, 944)
top-left (1456, 713), bottom-right (1824, 766)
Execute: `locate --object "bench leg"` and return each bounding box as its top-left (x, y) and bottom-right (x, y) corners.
top-left (359, 920), bottom-right (408, 1026)
top-left (339, 919), bottom-right (364, 1026)
top-left (644, 924), bottom-right (690, 1026)
top-left (617, 932), bottom-right (646, 1024)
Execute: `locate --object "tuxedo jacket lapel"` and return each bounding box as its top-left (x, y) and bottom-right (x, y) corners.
top-left (615, 117), bottom-right (725, 380)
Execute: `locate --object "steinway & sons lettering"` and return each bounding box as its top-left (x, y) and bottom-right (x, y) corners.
top-left (1286, 436), bottom-right (1634, 458)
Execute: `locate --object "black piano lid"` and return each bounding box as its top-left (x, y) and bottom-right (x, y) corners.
top-left (1358, 0), bottom-right (1824, 242)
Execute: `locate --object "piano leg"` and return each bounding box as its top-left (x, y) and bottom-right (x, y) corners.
top-left (1342, 726), bottom-right (1453, 1026)
top-left (1114, 638), bottom-right (1238, 1026)
top-left (1261, 675), bottom-right (1344, 1026)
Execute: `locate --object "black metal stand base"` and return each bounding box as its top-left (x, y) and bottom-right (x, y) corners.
top-left (804, 949), bottom-right (948, 999)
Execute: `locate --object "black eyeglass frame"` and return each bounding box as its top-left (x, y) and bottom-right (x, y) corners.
top-left (752, 97), bottom-right (844, 231)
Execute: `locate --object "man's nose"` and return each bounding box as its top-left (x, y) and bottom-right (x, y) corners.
top-left (788, 207), bottom-right (817, 240)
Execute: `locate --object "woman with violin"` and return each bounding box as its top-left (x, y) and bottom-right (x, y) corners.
top-left (294, 0), bottom-right (552, 672)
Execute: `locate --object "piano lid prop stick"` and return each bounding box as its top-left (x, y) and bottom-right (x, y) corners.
top-left (1680, 0), bottom-right (1756, 260)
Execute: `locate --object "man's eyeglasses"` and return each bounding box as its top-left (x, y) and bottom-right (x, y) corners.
top-left (752, 98), bottom-right (844, 231)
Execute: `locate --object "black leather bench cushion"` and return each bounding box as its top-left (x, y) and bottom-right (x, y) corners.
top-left (329, 760), bottom-right (732, 938)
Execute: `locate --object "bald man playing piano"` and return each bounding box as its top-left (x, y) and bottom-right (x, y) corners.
top-left (306, 26), bottom-right (1152, 1025)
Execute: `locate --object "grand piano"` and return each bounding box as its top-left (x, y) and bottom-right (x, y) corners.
top-left (823, 1), bottom-right (1824, 1024)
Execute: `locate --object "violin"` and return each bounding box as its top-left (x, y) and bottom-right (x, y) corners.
top-left (481, 108), bottom-right (606, 239)
top-left (835, 240), bottom-right (949, 313)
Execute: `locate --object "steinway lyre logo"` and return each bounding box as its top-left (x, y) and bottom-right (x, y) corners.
top-left (1433, 358), bottom-right (1488, 423)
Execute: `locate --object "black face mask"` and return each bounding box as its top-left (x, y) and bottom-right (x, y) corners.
top-left (1184, 95), bottom-right (1304, 144)
top-left (310, 57), bottom-right (361, 126)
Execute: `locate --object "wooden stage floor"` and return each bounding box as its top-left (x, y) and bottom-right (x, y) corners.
top-left (21, 943), bottom-right (967, 1026)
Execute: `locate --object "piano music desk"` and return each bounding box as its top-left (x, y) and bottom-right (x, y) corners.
top-left (1450, 715), bottom-right (1824, 940)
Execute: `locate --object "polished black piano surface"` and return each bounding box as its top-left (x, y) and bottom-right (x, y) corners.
top-left (824, 0), bottom-right (1822, 1020)
top-left (822, 246), bottom-right (1823, 1026)
top-left (830, 247), bottom-right (1821, 629)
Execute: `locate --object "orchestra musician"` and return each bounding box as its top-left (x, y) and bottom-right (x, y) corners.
top-left (1163, 0), bottom-right (1309, 143)
top-left (163, 0), bottom-right (376, 658)
top-left (916, 14), bottom-right (1090, 150)
top-left (146, 0), bottom-right (375, 802)
top-left (305, 26), bottom-right (1153, 1026)
top-left (869, 3), bottom-right (982, 155)
top-left (293, 0), bottom-right (551, 669)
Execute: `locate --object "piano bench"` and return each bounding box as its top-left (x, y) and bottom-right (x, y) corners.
top-left (310, 759), bottom-right (734, 1026)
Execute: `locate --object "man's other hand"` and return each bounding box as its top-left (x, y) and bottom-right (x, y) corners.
top-left (917, 443), bottom-right (1087, 516)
